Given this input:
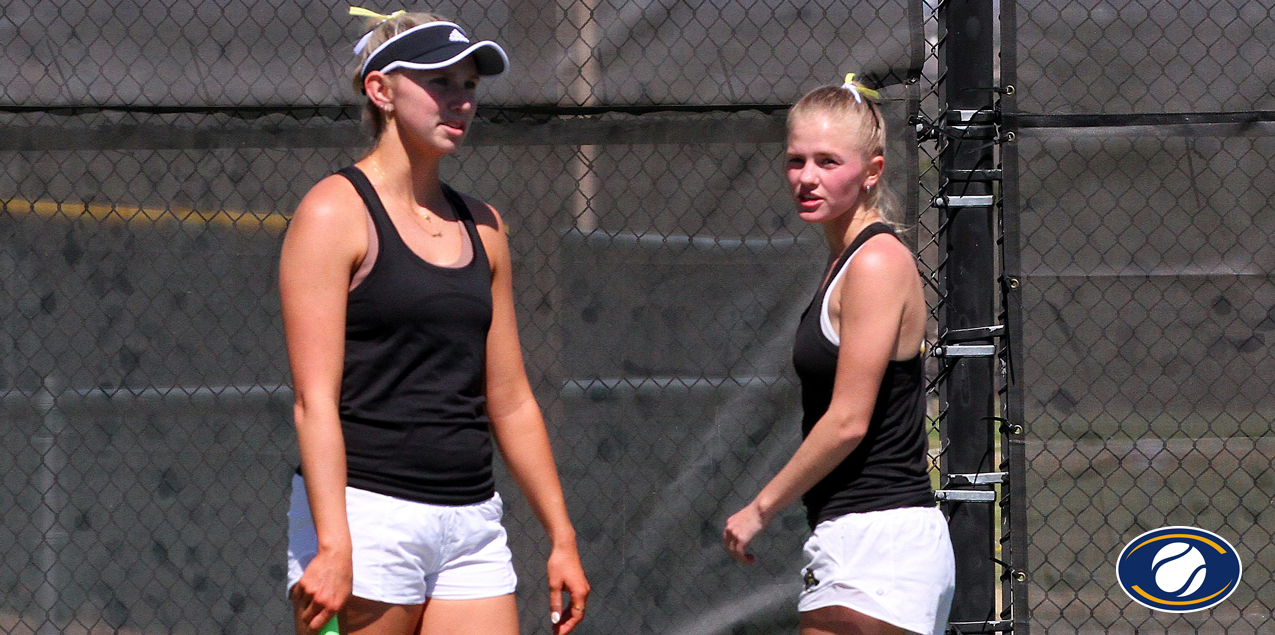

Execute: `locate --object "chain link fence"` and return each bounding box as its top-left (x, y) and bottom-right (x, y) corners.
top-left (2, 1), bottom-right (930, 634)
top-left (1006, 0), bottom-right (1275, 632)
top-left (2, 0), bottom-right (918, 108)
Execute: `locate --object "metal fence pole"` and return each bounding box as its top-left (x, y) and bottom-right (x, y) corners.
top-left (937, 0), bottom-right (999, 629)
top-left (33, 376), bottom-right (67, 635)
top-left (998, 0), bottom-right (1031, 630)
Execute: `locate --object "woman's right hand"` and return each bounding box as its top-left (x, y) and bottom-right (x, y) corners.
top-left (290, 549), bottom-right (353, 633)
top-left (547, 540), bottom-right (590, 635)
top-left (282, 174), bottom-right (362, 634)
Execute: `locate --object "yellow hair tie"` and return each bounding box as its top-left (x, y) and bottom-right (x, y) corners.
top-left (841, 73), bottom-right (881, 103)
top-left (349, 7), bottom-right (407, 54)
top-left (349, 6), bottom-right (405, 21)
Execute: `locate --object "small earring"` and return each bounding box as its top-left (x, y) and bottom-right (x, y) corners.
top-left (382, 104), bottom-right (393, 113)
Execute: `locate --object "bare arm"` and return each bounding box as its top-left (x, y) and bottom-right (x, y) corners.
top-left (279, 175), bottom-right (366, 632)
top-left (724, 236), bottom-right (922, 563)
top-left (472, 199), bottom-right (590, 634)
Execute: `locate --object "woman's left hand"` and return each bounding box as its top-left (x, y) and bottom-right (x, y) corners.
top-left (547, 543), bottom-right (590, 634)
top-left (723, 503), bottom-right (768, 564)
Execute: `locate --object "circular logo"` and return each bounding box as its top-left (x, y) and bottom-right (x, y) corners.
top-left (1116, 526), bottom-right (1242, 612)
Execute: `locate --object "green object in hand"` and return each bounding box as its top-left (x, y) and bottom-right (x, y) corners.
top-left (318, 616), bottom-right (339, 635)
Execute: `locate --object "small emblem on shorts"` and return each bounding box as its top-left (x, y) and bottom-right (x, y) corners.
top-left (803, 567), bottom-right (819, 591)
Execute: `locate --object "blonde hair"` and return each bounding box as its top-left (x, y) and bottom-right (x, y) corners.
top-left (351, 11), bottom-right (449, 139)
top-left (788, 82), bottom-right (898, 225)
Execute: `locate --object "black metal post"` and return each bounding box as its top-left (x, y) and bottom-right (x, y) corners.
top-left (938, 0), bottom-right (999, 629)
top-left (999, 0), bottom-right (1032, 630)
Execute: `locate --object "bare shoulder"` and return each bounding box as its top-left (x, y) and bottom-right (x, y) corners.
top-left (282, 174), bottom-right (368, 269)
top-left (844, 232), bottom-right (919, 282)
top-left (291, 173), bottom-right (364, 228)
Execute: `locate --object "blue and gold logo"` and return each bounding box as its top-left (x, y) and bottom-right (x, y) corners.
top-left (1116, 526), bottom-right (1241, 612)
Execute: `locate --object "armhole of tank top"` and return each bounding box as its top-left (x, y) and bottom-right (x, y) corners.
top-left (819, 225), bottom-right (898, 346)
top-left (335, 167), bottom-right (384, 292)
top-left (819, 250), bottom-right (859, 347)
top-left (349, 207), bottom-right (378, 292)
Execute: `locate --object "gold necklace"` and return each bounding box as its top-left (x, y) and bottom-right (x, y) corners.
top-left (409, 207), bottom-right (445, 238)
top-left (365, 160), bottom-right (446, 238)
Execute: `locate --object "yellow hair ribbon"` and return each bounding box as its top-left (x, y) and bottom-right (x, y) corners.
top-left (842, 73), bottom-right (881, 102)
top-left (349, 7), bottom-right (407, 54)
top-left (349, 6), bottom-right (405, 22)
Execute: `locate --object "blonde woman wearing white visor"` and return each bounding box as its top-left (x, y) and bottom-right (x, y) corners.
top-left (280, 8), bottom-right (589, 635)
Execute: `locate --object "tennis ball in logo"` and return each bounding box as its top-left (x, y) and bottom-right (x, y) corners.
top-left (1118, 526), bottom-right (1242, 612)
top-left (1152, 542), bottom-right (1206, 597)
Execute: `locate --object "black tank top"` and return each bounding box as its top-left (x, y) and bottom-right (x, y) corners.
top-left (792, 223), bottom-right (934, 528)
top-left (335, 166), bottom-right (495, 505)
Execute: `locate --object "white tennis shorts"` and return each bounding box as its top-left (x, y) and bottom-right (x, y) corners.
top-left (286, 474), bottom-right (517, 605)
top-left (798, 506), bottom-right (955, 635)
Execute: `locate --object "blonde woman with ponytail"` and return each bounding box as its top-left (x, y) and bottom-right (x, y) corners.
top-left (724, 77), bottom-right (954, 635)
top-left (280, 8), bottom-right (588, 635)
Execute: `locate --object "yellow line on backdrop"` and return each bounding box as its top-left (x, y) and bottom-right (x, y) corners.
top-left (2, 198), bottom-right (290, 234)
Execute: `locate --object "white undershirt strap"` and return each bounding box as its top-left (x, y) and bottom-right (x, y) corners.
top-left (819, 249), bottom-right (864, 347)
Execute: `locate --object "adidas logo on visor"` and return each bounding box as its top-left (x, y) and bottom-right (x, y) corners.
top-left (449, 28), bottom-right (468, 43)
